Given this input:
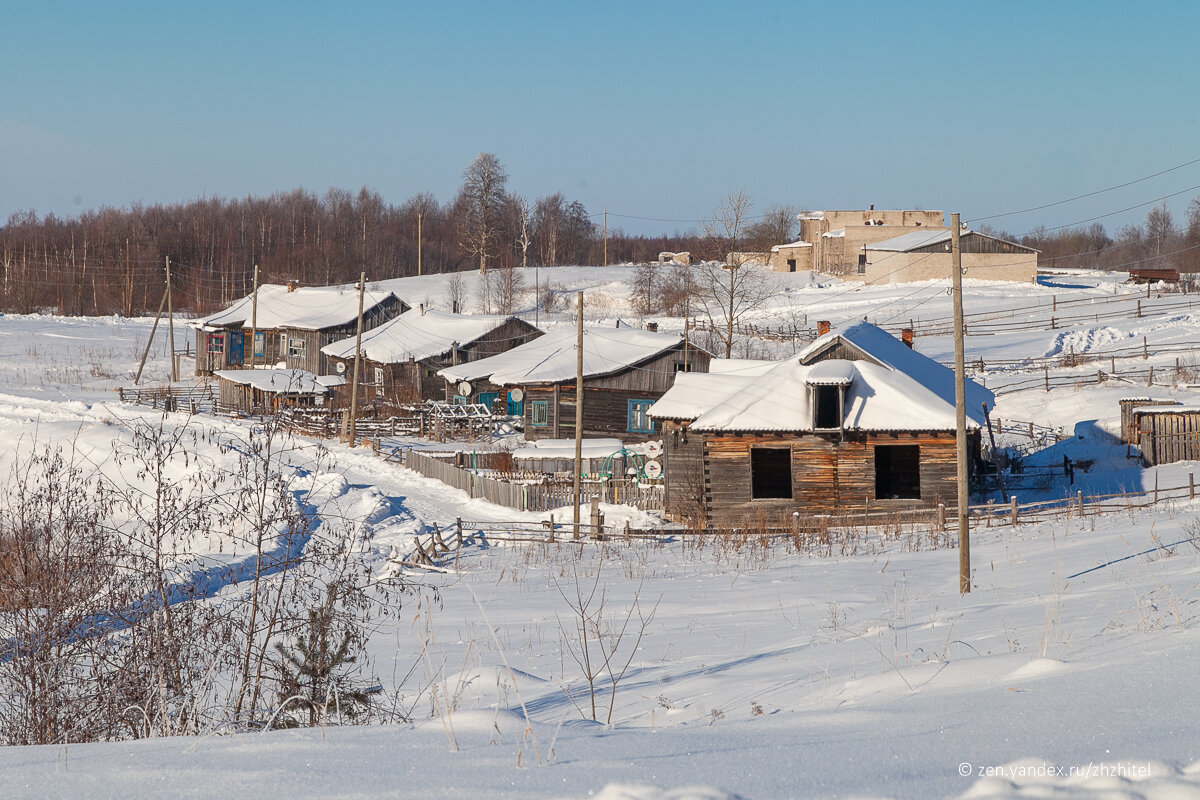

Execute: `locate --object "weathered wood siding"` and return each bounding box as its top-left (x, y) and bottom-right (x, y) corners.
top-left (1134, 409), bottom-right (1200, 466)
top-left (522, 385), bottom-right (670, 443)
top-left (696, 431), bottom-right (969, 528)
top-left (587, 343), bottom-right (711, 393)
top-left (661, 420), bottom-right (706, 523)
top-left (798, 339), bottom-right (880, 366)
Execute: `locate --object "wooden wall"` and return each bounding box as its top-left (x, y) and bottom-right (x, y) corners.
top-left (677, 430), bottom-right (972, 528)
top-left (1135, 409), bottom-right (1200, 466)
top-left (523, 384), bottom-right (670, 443)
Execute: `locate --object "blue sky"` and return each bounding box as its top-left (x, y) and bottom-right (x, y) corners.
top-left (3, 0), bottom-right (1197, 237)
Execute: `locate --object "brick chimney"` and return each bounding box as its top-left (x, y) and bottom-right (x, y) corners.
top-left (817, 320), bottom-right (831, 336)
top-left (901, 328), bottom-right (914, 348)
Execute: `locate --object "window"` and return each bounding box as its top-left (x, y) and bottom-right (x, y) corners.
top-left (374, 367), bottom-right (385, 397)
top-left (207, 333), bottom-right (225, 356)
top-left (279, 333), bottom-right (287, 356)
top-left (287, 337), bottom-right (306, 359)
top-left (253, 331), bottom-right (265, 357)
top-left (751, 447), bottom-right (792, 499)
top-left (874, 445), bottom-right (920, 499)
top-left (530, 400), bottom-right (549, 427)
top-left (627, 399), bottom-right (655, 434)
top-left (673, 362), bottom-right (692, 373)
top-left (813, 385), bottom-right (842, 429)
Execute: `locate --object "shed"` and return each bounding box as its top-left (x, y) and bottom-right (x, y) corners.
top-left (861, 228), bottom-right (1038, 284)
top-left (1127, 402), bottom-right (1200, 466)
top-left (213, 368), bottom-right (342, 414)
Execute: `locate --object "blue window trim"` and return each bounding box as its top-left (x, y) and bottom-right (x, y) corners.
top-left (627, 398), bottom-right (655, 434)
top-left (530, 400), bottom-right (549, 427)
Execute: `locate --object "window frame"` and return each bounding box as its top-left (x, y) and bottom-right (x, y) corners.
top-left (627, 398), bottom-right (655, 434)
top-left (286, 336), bottom-right (306, 360)
top-left (750, 447), bottom-right (793, 499)
top-left (530, 400), bottom-right (549, 427)
top-left (874, 444), bottom-right (921, 500)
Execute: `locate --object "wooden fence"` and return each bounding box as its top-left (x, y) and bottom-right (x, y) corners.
top-left (118, 383), bottom-right (216, 413)
top-left (401, 449), bottom-right (664, 513)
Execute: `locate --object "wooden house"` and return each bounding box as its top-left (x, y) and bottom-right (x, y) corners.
top-left (650, 322), bottom-right (993, 528)
top-left (320, 308), bottom-right (542, 409)
top-left (213, 369), bottom-right (341, 414)
top-left (193, 284), bottom-right (407, 376)
top-left (439, 323), bottom-right (712, 442)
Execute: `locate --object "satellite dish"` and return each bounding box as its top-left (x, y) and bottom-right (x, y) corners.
top-left (509, 387), bottom-right (524, 403)
top-left (643, 460), bottom-right (662, 479)
top-left (335, 361), bottom-right (346, 374)
top-left (458, 381), bottom-right (472, 396)
top-left (644, 440), bottom-right (663, 457)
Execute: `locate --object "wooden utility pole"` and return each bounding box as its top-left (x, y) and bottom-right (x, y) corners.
top-left (347, 272), bottom-right (366, 447)
top-left (951, 213), bottom-right (970, 594)
top-left (166, 257), bottom-right (178, 382)
top-left (603, 210), bottom-right (608, 267)
top-left (417, 211), bottom-right (423, 276)
top-left (249, 264), bottom-right (259, 368)
top-left (134, 286), bottom-right (169, 385)
top-left (573, 291), bottom-right (584, 540)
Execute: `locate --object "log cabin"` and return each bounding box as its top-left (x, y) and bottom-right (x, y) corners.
top-left (213, 368), bottom-right (341, 414)
top-left (439, 323), bottom-right (712, 443)
top-left (650, 323), bottom-right (993, 528)
top-left (320, 308), bottom-right (542, 409)
top-left (193, 283), bottom-right (407, 376)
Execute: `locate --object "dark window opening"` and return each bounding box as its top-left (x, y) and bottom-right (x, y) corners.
top-left (813, 385), bottom-right (842, 429)
top-left (786, 258), bottom-right (797, 272)
top-left (874, 445), bottom-right (920, 499)
top-left (857, 254), bottom-right (867, 274)
top-left (751, 447), bottom-right (792, 499)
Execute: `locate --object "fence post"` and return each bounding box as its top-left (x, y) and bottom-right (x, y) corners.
top-left (1010, 495), bottom-right (1018, 526)
top-left (1190, 473), bottom-right (1195, 500)
top-left (1077, 490), bottom-right (1084, 517)
top-left (1029, 421), bottom-right (1035, 440)
top-left (986, 499), bottom-right (993, 528)
top-left (456, 517), bottom-right (463, 547)
top-left (624, 520), bottom-right (631, 542)
top-left (1148, 366), bottom-right (1154, 387)
top-left (936, 502), bottom-right (946, 531)
top-left (1154, 473), bottom-right (1159, 505)
top-left (1144, 336), bottom-right (1148, 358)
top-left (590, 495), bottom-right (603, 540)
top-left (1137, 300), bottom-right (1142, 319)
top-left (1044, 367), bottom-right (1049, 392)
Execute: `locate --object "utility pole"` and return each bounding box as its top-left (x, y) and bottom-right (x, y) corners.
top-left (603, 210), bottom-right (608, 267)
top-left (166, 257), bottom-right (178, 382)
top-left (134, 285), bottom-right (169, 385)
top-left (249, 264), bottom-right (259, 368)
top-left (573, 291), bottom-right (584, 540)
top-left (951, 213), bottom-right (970, 594)
top-left (348, 272), bottom-right (366, 448)
top-left (417, 211), bottom-right (423, 277)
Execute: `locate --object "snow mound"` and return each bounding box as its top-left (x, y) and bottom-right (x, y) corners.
top-left (592, 785), bottom-right (745, 800)
top-left (1044, 326), bottom-right (1124, 357)
top-left (1006, 658), bottom-right (1067, 680)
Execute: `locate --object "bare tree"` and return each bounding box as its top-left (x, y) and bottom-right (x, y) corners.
top-left (745, 203), bottom-right (798, 250)
top-left (445, 271), bottom-right (467, 314)
top-left (697, 190), bottom-right (775, 357)
top-left (628, 262), bottom-right (661, 315)
top-left (457, 153), bottom-right (509, 273)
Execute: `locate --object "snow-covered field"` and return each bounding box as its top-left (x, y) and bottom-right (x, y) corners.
top-left (2, 266), bottom-right (1200, 799)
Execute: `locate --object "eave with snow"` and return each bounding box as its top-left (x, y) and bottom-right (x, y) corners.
top-left (439, 323), bottom-right (713, 443)
top-left (212, 368), bottom-right (341, 414)
top-left (648, 322), bottom-right (992, 527)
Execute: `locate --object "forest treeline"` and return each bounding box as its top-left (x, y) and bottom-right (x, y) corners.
top-left (1, 149), bottom-right (1198, 317)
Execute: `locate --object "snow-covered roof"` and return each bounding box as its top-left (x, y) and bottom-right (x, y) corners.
top-left (512, 438), bottom-right (627, 460)
top-left (321, 309), bottom-right (532, 364)
top-left (212, 368), bottom-right (330, 395)
top-left (797, 211), bottom-right (825, 221)
top-left (797, 322), bottom-right (994, 415)
top-left (194, 284), bottom-right (402, 332)
top-left (653, 358), bottom-right (981, 433)
top-left (438, 325), bottom-right (689, 386)
top-left (652, 322), bottom-right (994, 433)
top-left (1132, 404), bottom-right (1200, 415)
top-left (822, 229), bottom-right (846, 239)
top-left (769, 240), bottom-right (813, 252)
top-left (708, 358), bottom-right (778, 376)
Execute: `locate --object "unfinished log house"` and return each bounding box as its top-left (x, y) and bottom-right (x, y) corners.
top-left (651, 323), bottom-right (993, 528)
